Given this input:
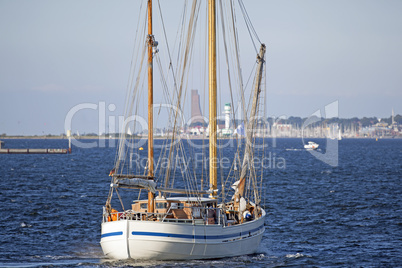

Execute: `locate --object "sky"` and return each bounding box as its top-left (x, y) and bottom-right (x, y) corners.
top-left (0, 0), bottom-right (401, 135)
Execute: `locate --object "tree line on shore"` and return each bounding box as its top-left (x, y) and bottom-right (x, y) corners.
top-left (1, 114), bottom-right (400, 137)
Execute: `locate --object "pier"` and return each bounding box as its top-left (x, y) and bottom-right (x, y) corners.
top-left (0, 131), bottom-right (72, 154)
top-left (0, 148), bottom-right (69, 154)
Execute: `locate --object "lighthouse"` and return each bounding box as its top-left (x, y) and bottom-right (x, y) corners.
top-left (222, 103), bottom-right (233, 136)
top-left (224, 103), bottom-right (230, 129)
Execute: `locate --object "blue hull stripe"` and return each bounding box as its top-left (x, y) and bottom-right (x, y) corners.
top-left (101, 231), bottom-right (123, 238)
top-left (132, 225), bottom-right (264, 240)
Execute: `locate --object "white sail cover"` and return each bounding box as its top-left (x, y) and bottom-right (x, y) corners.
top-left (115, 178), bottom-right (157, 193)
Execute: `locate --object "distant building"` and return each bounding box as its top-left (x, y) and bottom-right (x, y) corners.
top-left (190, 90), bottom-right (205, 126)
top-left (272, 123), bottom-right (293, 137)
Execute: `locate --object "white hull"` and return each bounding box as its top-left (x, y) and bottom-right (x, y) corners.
top-left (304, 146), bottom-right (318, 150)
top-left (101, 209), bottom-right (265, 260)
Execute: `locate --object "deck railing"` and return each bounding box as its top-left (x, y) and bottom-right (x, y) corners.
top-left (103, 206), bottom-right (231, 226)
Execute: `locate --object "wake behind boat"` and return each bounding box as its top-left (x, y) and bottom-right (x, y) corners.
top-left (100, 0), bottom-right (267, 260)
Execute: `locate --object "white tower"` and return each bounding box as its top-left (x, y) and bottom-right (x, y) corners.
top-left (224, 103), bottom-right (231, 130)
top-left (222, 103), bottom-right (233, 136)
top-left (392, 108), bottom-right (395, 125)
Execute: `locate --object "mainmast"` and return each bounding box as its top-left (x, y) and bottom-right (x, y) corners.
top-left (208, 0), bottom-right (217, 199)
top-left (147, 0), bottom-right (155, 213)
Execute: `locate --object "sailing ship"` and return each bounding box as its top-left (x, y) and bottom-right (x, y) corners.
top-left (100, 0), bottom-right (267, 260)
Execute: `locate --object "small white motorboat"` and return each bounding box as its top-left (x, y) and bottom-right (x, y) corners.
top-left (304, 141), bottom-right (319, 150)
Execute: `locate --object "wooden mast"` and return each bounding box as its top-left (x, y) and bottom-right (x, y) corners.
top-left (147, 0), bottom-right (155, 213)
top-left (208, 0), bottom-right (217, 199)
top-left (236, 44), bottom-right (266, 202)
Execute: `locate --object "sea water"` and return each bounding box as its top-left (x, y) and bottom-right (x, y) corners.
top-left (0, 138), bottom-right (401, 267)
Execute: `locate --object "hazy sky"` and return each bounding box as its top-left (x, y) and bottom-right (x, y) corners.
top-left (0, 0), bottom-right (401, 135)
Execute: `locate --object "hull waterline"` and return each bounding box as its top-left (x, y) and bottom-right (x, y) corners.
top-left (101, 209), bottom-right (265, 260)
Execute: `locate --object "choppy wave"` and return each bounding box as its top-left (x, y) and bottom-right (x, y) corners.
top-left (1, 138), bottom-right (401, 267)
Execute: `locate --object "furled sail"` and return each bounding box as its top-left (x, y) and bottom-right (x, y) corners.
top-left (112, 178), bottom-right (157, 193)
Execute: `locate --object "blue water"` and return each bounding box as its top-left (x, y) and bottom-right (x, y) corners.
top-left (0, 138), bottom-right (401, 267)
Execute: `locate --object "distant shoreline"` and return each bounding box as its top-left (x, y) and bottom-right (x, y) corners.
top-left (1, 135), bottom-right (401, 140)
top-left (1, 136), bottom-right (96, 140)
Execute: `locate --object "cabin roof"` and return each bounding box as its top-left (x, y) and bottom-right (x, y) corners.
top-left (133, 197), bottom-right (217, 203)
top-left (166, 197), bottom-right (217, 203)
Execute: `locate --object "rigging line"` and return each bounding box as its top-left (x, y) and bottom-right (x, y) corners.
top-left (164, 0), bottom-right (200, 188)
top-left (120, 67), bottom-right (147, 176)
top-left (221, 0), bottom-right (238, 136)
top-left (216, 3), bottom-right (226, 202)
top-left (178, 140), bottom-right (198, 196)
top-left (155, 55), bottom-right (171, 116)
top-left (228, 148), bottom-right (241, 200)
top-left (168, 135), bottom-right (198, 197)
top-left (127, 36), bottom-right (147, 113)
top-left (247, 73), bottom-right (264, 202)
top-left (156, 0), bottom-right (180, 102)
top-left (173, 1), bottom-right (188, 90)
top-left (219, 0), bottom-right (236, 129)
top-left (220, 0), bottom-right (244, 178)
top-left (194, 2), bottom-right (207, 191)
top-left (115, 188), bottom-right (125, 211)
top-left (165, 3), bottom-right (189, 149)
top-left (176, 142), bottom-right (190, 191)
top-left (187, 144), bottom-right (200, 195)
top-left (200, 1), bottom-right (208, 192)
top-left (189, 142), bottom-right (201, 194)
top-left (169, 146), bottom-right (179, 191)
top-left (222, 158), bottom-right (235, 202)
top-left (256, 139), bottom-right (265, 204)
top-left (106, 177), bottom-right (115, 206)
top-left (238, 0), bottom-right (261, 53)
top-left (156, 0), bottom-right (173, 72)
top-left (240, 0), bottom-right (261, 44)
top-left (156, 62), bottom-right (182, 174)
top-left (258, 64), bottom-right (267, 205)
top-left (229, 0), bottom-right (247, 141)
top-left (244, 61), bottom-right (258, 118)
top-left (155, 136), bottom-right (171, 187)
top-left (117, 23), bottom-right (147, 173)
top-left (153, 54), bottom-right (176, 179)
top-left (121, 52), bottom-right (147, 173)
top-left (129, 76), bottom-right (146, 174)
top-left (156, 54), bottom-right (178, 142)
top-left (116, 23), bottom-right (148, 173)
top-left (154, 6), bottom-right (184, 165)
top-left (180, 1), bottom-right (201, 115)
top-left (249, 122), bottom-right (259, 201)
top-left (182, 130), bottom-right (200, 193)
top-left (180, 143), bottom-right (195, 199)
top-left (114, 2), bottom-right (146, 169)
